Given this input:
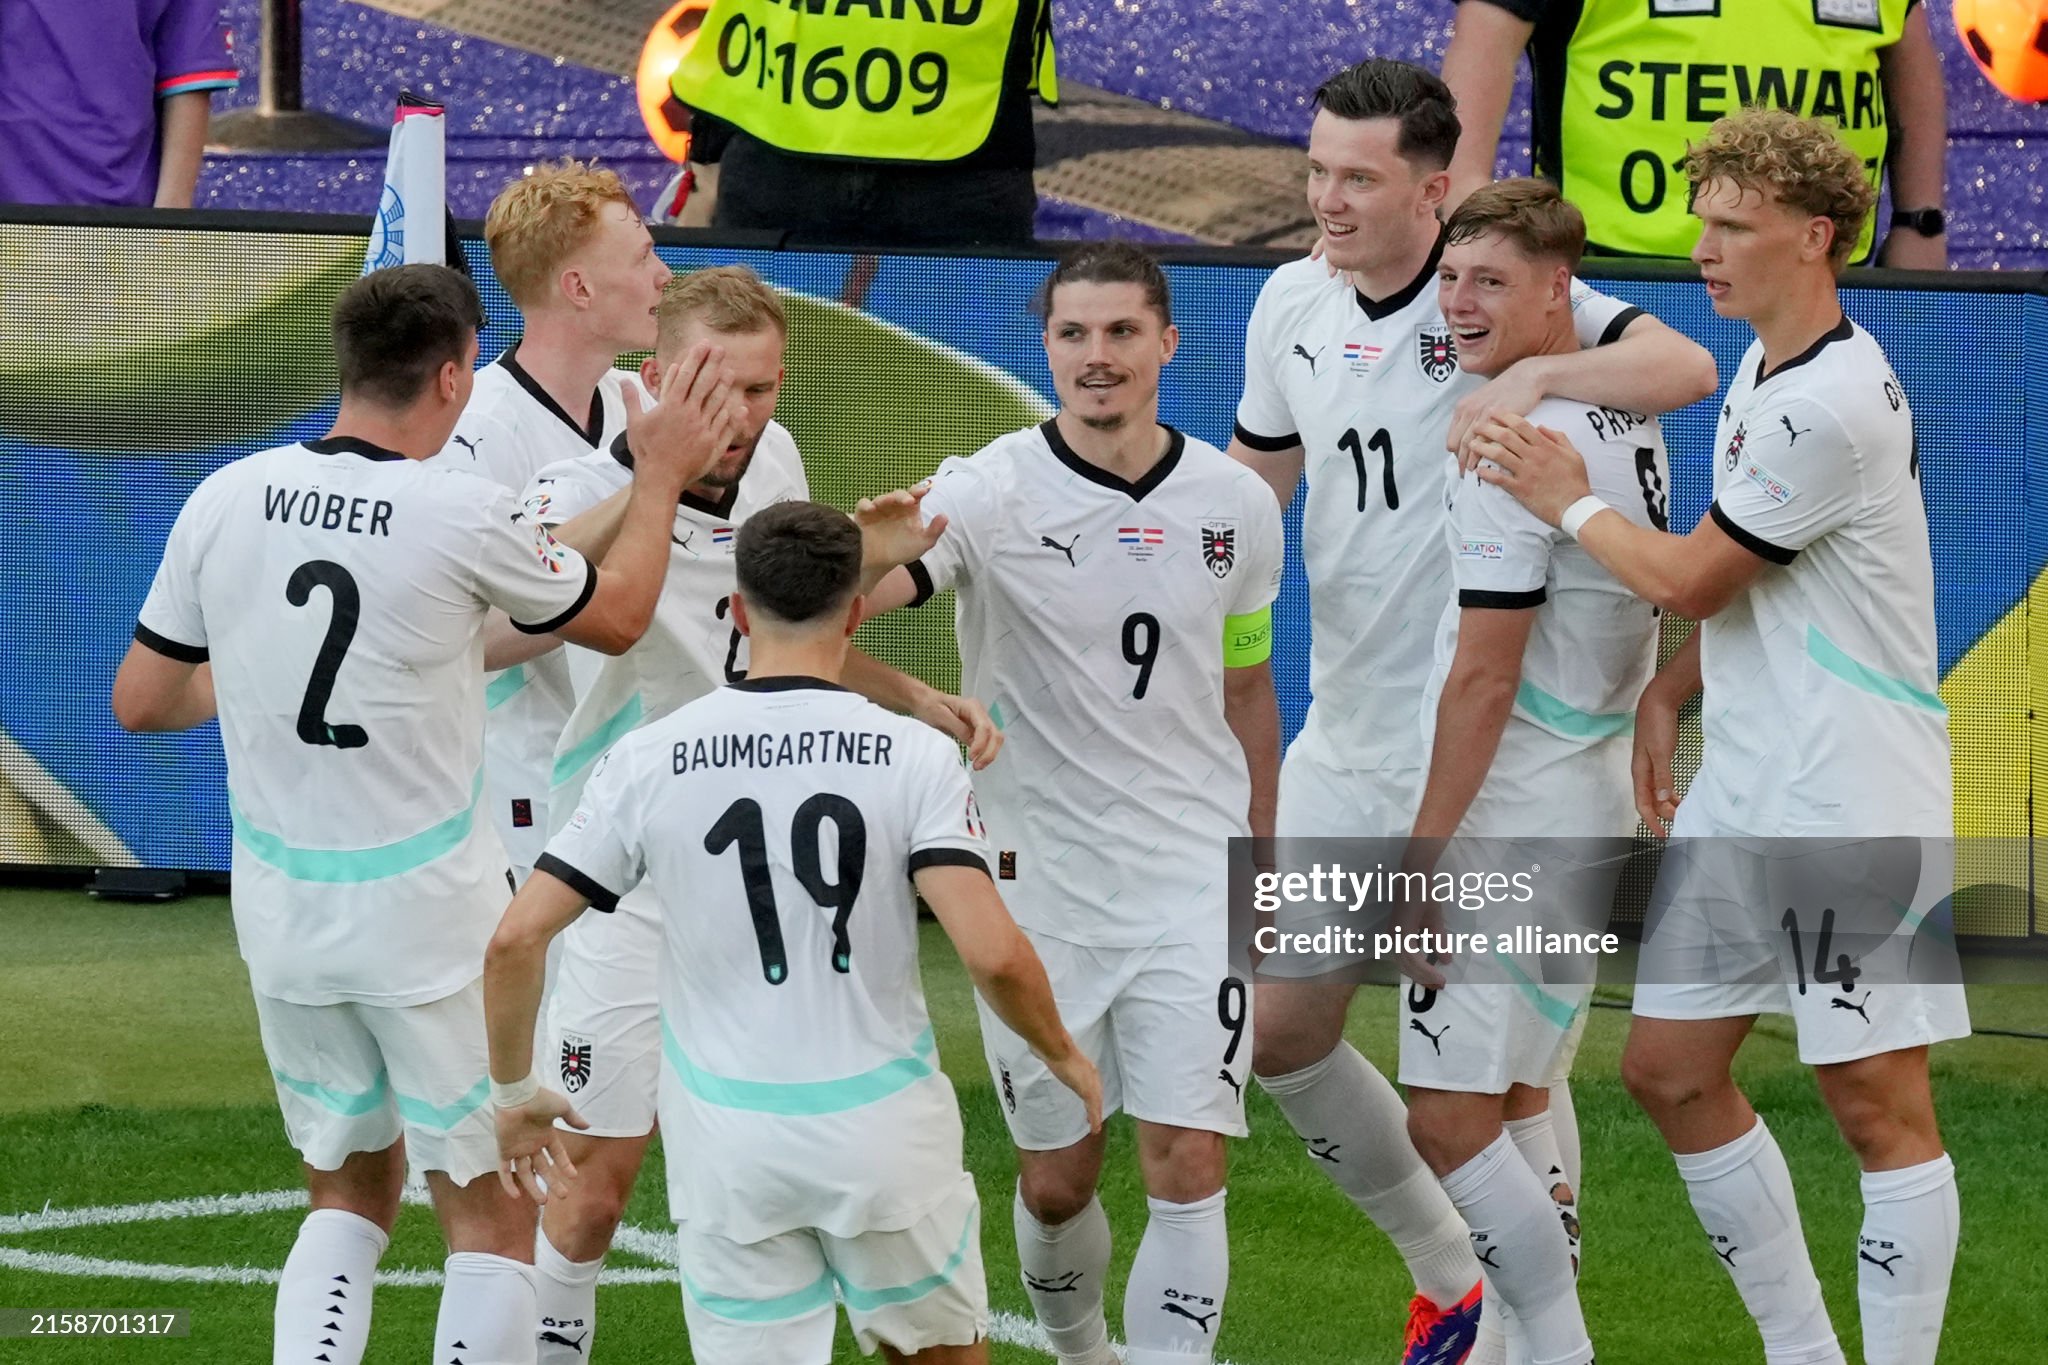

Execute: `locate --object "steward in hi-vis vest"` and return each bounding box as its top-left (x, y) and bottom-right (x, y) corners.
top-left (672, 0), bottom-right (1057, 163)
top-left (1534, 0), bottom-right (1908, 263)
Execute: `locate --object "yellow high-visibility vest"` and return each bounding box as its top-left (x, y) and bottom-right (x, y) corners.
top-left (672, 0), bottom-right (1057, 162)
top-left (1553, 0), bottom-right (1908, 263)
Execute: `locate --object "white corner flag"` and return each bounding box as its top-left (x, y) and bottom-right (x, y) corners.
top-left (363, 92), bottom-right (450, 274)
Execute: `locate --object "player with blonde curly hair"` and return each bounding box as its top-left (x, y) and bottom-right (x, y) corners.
top-left (1469, 106), bottom-right (1967, 1365)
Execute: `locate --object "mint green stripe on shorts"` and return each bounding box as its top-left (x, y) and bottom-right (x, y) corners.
top-left (684, 1267), bottom-right (837, 1324)
top-left (834, 1202), bottom-right (980, 1312)
top-left (661, 1015), bottom-right (938, 1116)
top-left (1515, 680), bottom-right (1632, 740)
top-left (271, 1067), bottom-right (391, 1117)
top-left (232, 769), bottom-right (484, 884)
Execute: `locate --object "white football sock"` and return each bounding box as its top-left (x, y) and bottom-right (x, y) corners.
top-left (1857, 1154), bottom-right (1958, 1365)
top-left (1547, 1079), bottom-right (1581, 1198)
top-left (1258, 1042), bottom-right (1481, 1306)
top-left (1673, 1119), bottom-right (1845, 1365)
top-left (436, 1252), bottom-right (539, 1365)
top-left (1440, 1133), bottom-right (1591, 1365)
top-left (274, 1208), bottom-right (387, 1365)
top-left (533, 1229), bottom-right (602, 1363)
top-left (1507, 1111), bottom-right (1581, 1278)
top-left (1124, 1189), bottom-right (1229, 1365)
top-left (1015, 1187), bottom-right (1116, 1365)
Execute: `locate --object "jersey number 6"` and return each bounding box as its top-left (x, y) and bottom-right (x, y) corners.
top-left (706, 794), bottom-right (867, 984)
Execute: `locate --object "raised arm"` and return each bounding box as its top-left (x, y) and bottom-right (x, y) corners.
top-left (1440, 0), bottom-right (1537, 209)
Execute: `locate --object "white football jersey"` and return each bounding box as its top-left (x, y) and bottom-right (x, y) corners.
top-left (530, 421), bottom-right (810, 830)
top-left (1690, 319), bottom-right (1950, 836)
top-left (541, 679), bottom-right (990, 1242)
top-left (134, 436), bottom-right (596, 1006)
top-left (916, 421), bottom-right (1285, 948)
top-left (431, 352), bottom-right (640, 871)
top-left (1426, 395), bottom-right (1669, 756)
top-left (1237, 250), bottom-right (1638, 774)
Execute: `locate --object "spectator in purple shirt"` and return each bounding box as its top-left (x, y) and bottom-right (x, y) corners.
top-left (0, 0), bottom-right (239, 208)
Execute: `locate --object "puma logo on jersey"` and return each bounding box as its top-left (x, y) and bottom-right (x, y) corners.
top-left (1474, 1244), bottom-right (1501, 1269)
top-left (1025, 1271), bottom-right (1083, 1293)
top-left (1830, 991), bottom-right (1873, 1023)
top-left (1305, 1137), bottom-right (1342, 1163)
top-left (1292, 343), bottom-right (1324, 375)
top-left (451, 433), bottom-right (484, 458)
top-left (1780, 414), bottom-right (1812, 445)
top-left (672, 529), bottom-right (695, 552)
top-left (1217, 1068), bottom-right (1243, 1102)
top-left (1713, 1242), bottom-right (1739, 1266)
top-left (1860, 1250), bottom-right (1904, 1276)
top-left (538, 1329), bottom-right (590, 1352)
top-left (1039, 533), bottom-right (1079, 566)
top-left (1163, 1303), bottom-right (1219, 1333)
top-left (1409, 1018), bottom-right (1450, 1054)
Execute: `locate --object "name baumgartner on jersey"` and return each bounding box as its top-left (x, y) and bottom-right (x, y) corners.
top-left (912, 420), bottom-right (1284, 949)
top-left (539, 680), bottom-right (990, 1243)
top-left (134, 436), bottom-right (596, 1008)
top-left (1236, 248), bottom-right (1640, 774)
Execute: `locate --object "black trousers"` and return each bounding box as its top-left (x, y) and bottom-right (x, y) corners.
top-left (711, 131), bottom-right (1037, 247)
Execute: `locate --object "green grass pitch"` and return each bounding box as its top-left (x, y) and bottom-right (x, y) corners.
top-left (1, 889), bottom-right (2043, 1362)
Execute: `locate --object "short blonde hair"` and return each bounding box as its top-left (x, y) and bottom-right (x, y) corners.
top-left (1684, 108), bottom-right (1875, 269)
top-left (1444, 178), bottom-right (1586, 269)
top-left (658, 265), bottom-right (787, 348)
top-left (485, 159), bottom-right (638, 308)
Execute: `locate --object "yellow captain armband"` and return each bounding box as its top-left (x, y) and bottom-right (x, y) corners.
top-left (1223, 606), bottom-right (1273, 668)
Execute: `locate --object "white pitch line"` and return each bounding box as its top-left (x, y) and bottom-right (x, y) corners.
top-left (0, 1190), bottom-right (1244, 1362)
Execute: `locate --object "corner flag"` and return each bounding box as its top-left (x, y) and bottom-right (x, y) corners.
top-left (363, 93), bottom-right (467, 276)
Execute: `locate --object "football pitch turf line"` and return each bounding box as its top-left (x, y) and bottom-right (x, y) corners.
top-left (3, 889), bottom-right (2045, 1361)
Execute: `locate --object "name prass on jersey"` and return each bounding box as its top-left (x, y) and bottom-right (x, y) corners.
top-left (671, 727), bottom-right (896, 773)
top-left (262, 484), bottom-right (394, 537)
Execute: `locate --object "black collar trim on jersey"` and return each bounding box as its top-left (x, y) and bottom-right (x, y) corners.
top-left (729, 675), bottom-right (852, 694)
top-left (499, 347), bottom-right (605, 447)
top-left (609, 432), bottom-right (745, 518)
top-left (1039, 418), bottom-right (1186, 502)
top-left (1353, 227), bottom-right (1446, 322)
top-left (305, 435), bottom-right (407, 462)
top-left (1755, 315), bottom-right (1853, 387)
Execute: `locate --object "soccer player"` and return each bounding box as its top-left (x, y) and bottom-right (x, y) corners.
top-left (1471, 108), bottom-right (1969, 1365)
top-left (862, 242), bottom-right (1285, 1365)
top-left (504, 265), bottom-right (1003, 1364)
top-left (1401, 178), bottom-right (1675, 1365)
top-left (110, 263), bottom-right (742, 1365)
top-left (483, 499), bottom-right (1101, 1365)
top-left (1225, 58), bottom-right (1716, 1362)
top-left (434, 159), bottom-right (672, 884)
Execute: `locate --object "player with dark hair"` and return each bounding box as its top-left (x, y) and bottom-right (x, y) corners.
top-left (485, 498), bottom-right (1099, 1365)
top-left (1473, 107), bottom-right (1968, 1365)
top-left (1227, 56), bottom-right (1716, 1363)
top-left (111, 262), bottom-right (739, 1365)
top-left (867, 240), bottom-right (1285, 1365)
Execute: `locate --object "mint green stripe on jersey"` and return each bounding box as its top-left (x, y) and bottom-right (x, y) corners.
top-left (232, 769), bottom-right (484, 884)
top-left (834, 1202), bottom-right (979, 1311)
top-left (1487, 951), bottom-right (1583, 1031)
top-left (1806, 626), bottom-right (1947, 713)
top-left (551, 693), bottom-right (645, 789)
top-left (484, 665), bottom-right (528, 711)
top-left (661, 1015), bottom-right (938, 1115)
top-left (394, 1075), bottom-right (492, 1131)
top-left (1514, 681), bottom-right (1633, 740)
top-left (683, 1267), bottom-right (836, 1323)
top-left (272, 1067), bottom-right (390, 1117)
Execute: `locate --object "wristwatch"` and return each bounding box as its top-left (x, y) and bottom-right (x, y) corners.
top-left (1890, 207), bottom-right (1946, 237)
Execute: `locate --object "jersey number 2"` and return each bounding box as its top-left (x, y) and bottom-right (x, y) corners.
top-left (285, 560), bottom-right (367, 749)
top-left (1341, 427), bottom-right (1399, 512)
top-left (706, 795), bottom-right (867, 984)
